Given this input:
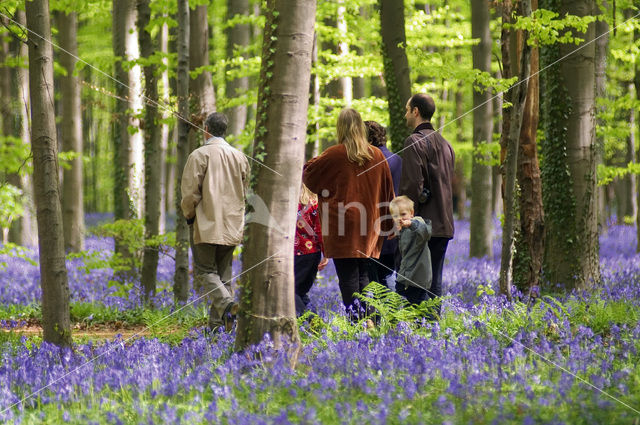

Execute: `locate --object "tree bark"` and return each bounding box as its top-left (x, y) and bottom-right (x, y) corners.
top-left (7, 11), bottom-right (38, 247)
top-left (113, 0), bottom-right (144, 222)
top-left (55, 11), bottom-right (85, 252)
top-left (190, 4), bottom-right (216, 123)
top-left (226, 0), bottom-right (250, 136)
top-left (499, 0), bottom-right (532, 299)
top-left (26, 0), bottom-right (72, 346)
top-left (594, 2), bottom-right (609, 228)
top-left (541, 0), bottom-right (599, 289)
top-left (235, 0), bottom-right (316, 357)
top-left (138, 0), bottom-right (162, 302)
top-left (173, 0), bottom-right (190, 303)
top-left (470, 0), bottom-right (494, 258)
top-left (337, 1), bottom-right (352, 106)
top-left (380, 0), bottom-right (411, 152)
top-left (159, 21), bottom-right (170, 234)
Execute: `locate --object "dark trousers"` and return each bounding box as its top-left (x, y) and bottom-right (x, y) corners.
top-left (367, 251), bottom-right (396, 288)
top-left (294, 252), bottom-right (321, 316)
top-left (396, 237), bottom-right (449, 315)
top-left (333, 257), bottom-right (371, 319)
top-left (427, 237), bottom-right (449, 314)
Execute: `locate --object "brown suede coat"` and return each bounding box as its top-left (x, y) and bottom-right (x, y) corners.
top-left (303, 144), bottom-right (395, 259)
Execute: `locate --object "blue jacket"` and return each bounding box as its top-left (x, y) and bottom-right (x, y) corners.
top-left (379, 145), bottom-right (402, 256)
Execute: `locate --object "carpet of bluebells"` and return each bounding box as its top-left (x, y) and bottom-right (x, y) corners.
top-left (1, 216), bottom-right (639, 424)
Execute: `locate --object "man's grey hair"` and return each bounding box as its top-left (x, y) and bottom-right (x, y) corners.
top-left (204, 112), bottom-right (228, 137)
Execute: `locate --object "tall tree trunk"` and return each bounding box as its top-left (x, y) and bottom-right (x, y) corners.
top-left (594, 2), bottom-right (609, 228)
top-left (499, 0), bottom-right (533, 298)
top-left (226, 0), bottom-right (250, 136)
top-left (138, 0), bottom-right (161, 302)
top-left (7, 11), bottom-right (38, 247)
top-left (337, 0), bottom-right (352, 106)
top-left (173, 0), bottom-right (190, 303)
top-left (470, 0), bottom-right (494, 258)
top-left (26, 0), bottom-right (72, 346)
top-left (513, 0), bottom-right (544, 297)
top-left (235, 0), bottom-right (316, 356)
top-left (380, 0), bottom-right (411, 152)
top-left (55, 11), bottom-right (84, 252)
top-left (159, 21), bottom-right (170, 234)
top-left (113, 0), bottom-right (144, 223)
top-left (190, 4), bottom-right (216, 124)
top-left (633, 14), bottom-right (640, 252)
top-left (541, 0), bottom-right (599, 289)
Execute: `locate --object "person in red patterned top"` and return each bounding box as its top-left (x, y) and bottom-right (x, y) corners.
top-left (294, 183), bottom-right (329, 316)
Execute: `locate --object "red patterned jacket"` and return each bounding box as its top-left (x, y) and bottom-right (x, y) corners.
top-left (294, 202), bottom-right (323, 256)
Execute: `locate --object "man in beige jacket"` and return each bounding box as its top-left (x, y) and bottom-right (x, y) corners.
top-left (181, 112), bottom-right (250, 331)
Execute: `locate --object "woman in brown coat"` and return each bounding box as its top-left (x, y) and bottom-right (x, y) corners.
top-left (303, 108), bottom-right (395, 318)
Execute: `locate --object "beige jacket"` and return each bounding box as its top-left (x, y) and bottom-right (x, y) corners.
top-left (181, 137), bottom-right (250, 245)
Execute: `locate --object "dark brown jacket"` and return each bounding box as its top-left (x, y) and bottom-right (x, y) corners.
top-left (399, 122), bottom-right (455, 239)
top-left (303, 144), bottom-right (395, 259)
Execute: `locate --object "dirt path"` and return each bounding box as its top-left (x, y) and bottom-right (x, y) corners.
top-left (2, 323), bottom-right (156, 340)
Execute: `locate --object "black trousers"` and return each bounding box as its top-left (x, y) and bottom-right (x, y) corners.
top-left (396, 237), bottom-right (449, 316)
top-left (333, 257), bottom-right (371, 319)
top-left (294, 252), bottom-right (321, 316)
top-left (367, 251), bottom-right (397, 288)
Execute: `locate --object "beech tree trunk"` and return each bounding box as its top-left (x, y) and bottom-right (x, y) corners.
top-left (499, 0), bottom-right (533, 299)
top-left (190, 4), bottom-right (216, 124)
top-left (235, 0), bottom-right (316, 356)
top-left (7, 11), bottom-right (38, 247)
top-left (138, 0), bottom-right (162, 302)
top-left (541, 0), bottom-right (599, 289)
top-left (56, 11), bottom-right (84, 252)
top-left (226, 0), bottom-right (250, 136)
top-left (159, 21), bottom-right (170, 234)
top-left (380, 0), bottom-right (411, 152)
top-left (113, 0), bottom-right (144, 222)
top-left (470, 0), bottom-right (494, 258)
top-left (594, 2), bottom-right (608, 228)
top-left (337, 1), bottom-right (352, 106)
top-left (173, 0), bottom-right (190, 303)
top-left (26, 0), bottom-right (72, 346)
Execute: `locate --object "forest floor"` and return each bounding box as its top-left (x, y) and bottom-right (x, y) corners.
top-left (0, 320), bottom-right (172, 340)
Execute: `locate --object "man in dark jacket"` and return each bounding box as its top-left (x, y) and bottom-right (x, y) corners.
top-left (399, 93), bottom-right (455, 315)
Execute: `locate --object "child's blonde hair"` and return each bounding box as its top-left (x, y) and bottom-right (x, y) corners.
top-left (389, 195), bottom-right (414, 215)
top-left (299, 183), bottom-right (317, 206)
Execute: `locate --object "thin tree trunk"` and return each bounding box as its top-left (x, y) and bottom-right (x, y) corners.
top-left (380, 0), bottom-right (411, 152)
top-left (499, 0), bottom-right (532, 299)
top-left (190, 4), bottom-right (216, 123)
top-left (26, 0), bottom-right (72, 346)
top-left (8, 11), bottom-right (38, 247)
top-left (55, 11), bottom-right (84, 252)
top-left (113, 0), bottom-right (144, 223)
top-left (159, 21), bottom-right (170, 234)
top-left (226, 0), bottom-right (250, 136)
top-left (235, 0), bottom-right (316, 357)
top-left (173, 0), bottom-right (190, 303)
top-left (513, 0), bottom-right (544, 297)
top-left (470, 0), bottom-right (494, 258)
top-left (595, 2), bottom-right (609, 228)
top-left (337, 1), bottom-right (352, 106)
top-left (138, 0), bottom-right (161, 302)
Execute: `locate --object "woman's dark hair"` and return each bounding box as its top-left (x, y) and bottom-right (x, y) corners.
top-left (364, 120), bottom-right (386, 147)
top-left (409, 93), bottom-right (436, 121)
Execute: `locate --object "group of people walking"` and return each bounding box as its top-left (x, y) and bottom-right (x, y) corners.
top-left (180, 93), bottom-right (455, 331)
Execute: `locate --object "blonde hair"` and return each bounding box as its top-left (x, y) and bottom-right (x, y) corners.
top-left (337, 108), bottom-right (373, 166)
top-left (389, 196), bottom-right (414, 215)
top-left (299, 183), bottom-right (317, 206)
